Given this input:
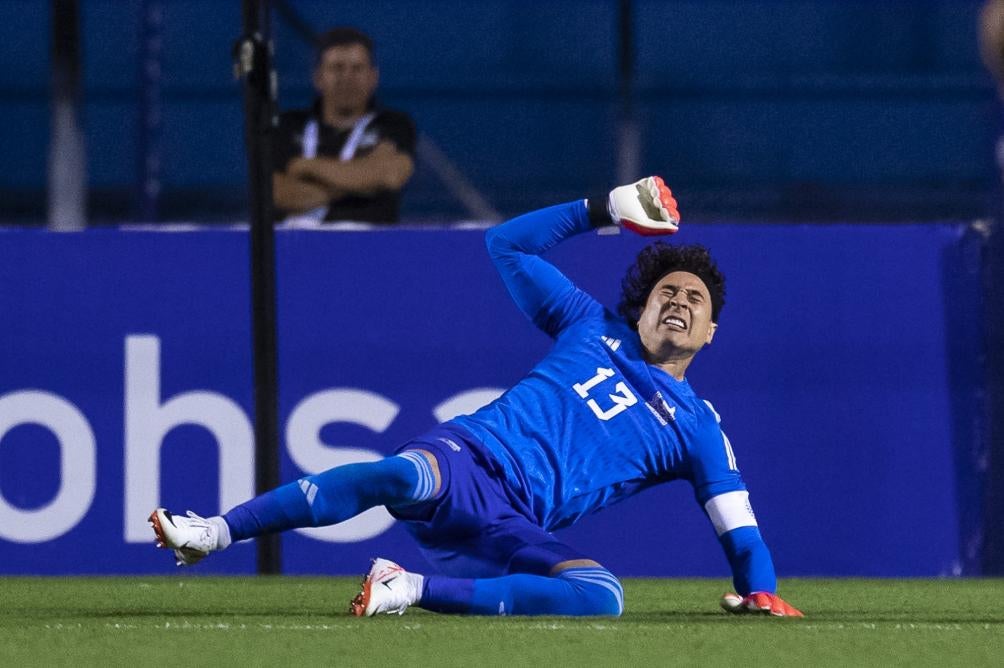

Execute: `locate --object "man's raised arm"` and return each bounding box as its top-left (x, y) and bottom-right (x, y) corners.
top-left (485, 177), bottom-right (681, 336)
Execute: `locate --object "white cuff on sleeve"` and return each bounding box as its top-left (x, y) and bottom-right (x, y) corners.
top-left (704, 490), bottom-right (758, 536)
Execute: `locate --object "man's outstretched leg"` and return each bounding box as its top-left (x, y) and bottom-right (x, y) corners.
top-left (149, 449), bottom-right (440, 566)
top-left (354, 430), bottom-right (625, 617)
top-left (350, 555), bottom-right (623, 617)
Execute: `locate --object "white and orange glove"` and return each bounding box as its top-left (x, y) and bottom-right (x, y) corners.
top-left (720, 591), bottom-right (804, 617)
top-left (607, 176), bottom-right (680, 236)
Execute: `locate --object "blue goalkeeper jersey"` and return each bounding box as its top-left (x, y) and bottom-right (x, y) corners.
top-left (450, 200), bottom-right (745, 532)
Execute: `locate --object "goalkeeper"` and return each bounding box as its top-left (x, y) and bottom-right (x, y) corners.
top-left (150, 177), bottom-right (802, 618)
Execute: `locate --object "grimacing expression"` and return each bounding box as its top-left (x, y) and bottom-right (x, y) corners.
top-left (636, 271), bottom-right (717, 359)
top-left (313, 44), bottom-right (378, 112)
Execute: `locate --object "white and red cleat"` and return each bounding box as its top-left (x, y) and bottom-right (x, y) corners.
top-left (349, 558), bottom-right (422, 617)
top-left (720, 591), bottom-right (804, 617)
top-left (148, 508), bottom-right (219, 567)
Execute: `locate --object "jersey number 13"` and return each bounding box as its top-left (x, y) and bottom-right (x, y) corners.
top-left (572, 367), bottom-right (638, 421)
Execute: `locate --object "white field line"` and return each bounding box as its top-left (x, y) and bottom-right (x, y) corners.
top-left (35, 621), bottom-right (1001, 633)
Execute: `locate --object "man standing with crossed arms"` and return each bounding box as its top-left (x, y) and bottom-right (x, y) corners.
top-left (273, 27), bottom-right (415, 225)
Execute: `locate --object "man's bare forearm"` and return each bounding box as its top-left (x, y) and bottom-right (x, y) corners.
top-left (272, 172), bottom-right (336, 212)
top-left (289, 142), bottom-right (414, 194)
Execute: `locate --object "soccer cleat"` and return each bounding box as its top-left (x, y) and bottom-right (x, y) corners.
top-left (149, 508), bottom-right (219, 567)
top-left (720, 591), bottom-right (804, 617)
top-left (349, 558), bottom-right (420, 617)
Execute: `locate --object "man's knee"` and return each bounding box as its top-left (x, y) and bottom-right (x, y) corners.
top-left (555, 565), bottom-right (624, 617)
top-left (395, 449), bottom-right (442, 503)
top-left (400, 449), bottom-right (442, 497)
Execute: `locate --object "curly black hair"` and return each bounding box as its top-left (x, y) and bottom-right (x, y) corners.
top-left (618, 242), bottom-right (726, 328)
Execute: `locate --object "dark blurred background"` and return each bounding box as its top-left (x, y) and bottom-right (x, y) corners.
top-left (0, 0), bottom-right (996, 225)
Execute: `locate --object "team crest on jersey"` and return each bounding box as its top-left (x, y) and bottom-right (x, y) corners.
top-left (644, 391), bottom-right (677, 425)
top-left (600, 335), bottom-right (621, 352)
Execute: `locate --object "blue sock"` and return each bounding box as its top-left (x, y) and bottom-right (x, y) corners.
top-left (718, 525), bottom-right (777, 595)
top-left (421, 567), bottom-right (623, 616)
top-left (222, 451), bottom-right (437, 542)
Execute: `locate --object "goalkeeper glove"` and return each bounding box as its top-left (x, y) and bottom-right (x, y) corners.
top-left (720, 591), bottom-right (804, 618)
top-left (607, 176), bottom-right (680, 236)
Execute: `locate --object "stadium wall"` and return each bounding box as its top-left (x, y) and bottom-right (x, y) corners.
top-left (0, 222), bottom-right (986, 577)
top-left (0, 0), bottom-right (995, 221)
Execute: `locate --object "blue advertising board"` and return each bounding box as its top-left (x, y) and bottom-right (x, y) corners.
top-left (0, 222), bottom-right (983, 576)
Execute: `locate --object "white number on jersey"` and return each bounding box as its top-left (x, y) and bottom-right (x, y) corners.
top-left (572, 367), bottom-right (638, 421)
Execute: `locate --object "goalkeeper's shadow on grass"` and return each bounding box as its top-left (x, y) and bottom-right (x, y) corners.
top-left (621, 611), bottom-right (743, 622)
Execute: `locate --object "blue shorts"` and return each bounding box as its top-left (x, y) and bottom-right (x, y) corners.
top-left (388, 423), bottom-right (592, 579)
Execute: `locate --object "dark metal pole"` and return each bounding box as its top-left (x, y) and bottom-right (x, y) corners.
top-left (236, 0), bottom-right (281, 575)
top-left (49, 0), bottom-right (86, 230)
top-left (616, 0), bottom-right (639, 184)
top-left (137, 0), bottom-right (163, 222)
top-left (618, 0), bottom-right (634, 114)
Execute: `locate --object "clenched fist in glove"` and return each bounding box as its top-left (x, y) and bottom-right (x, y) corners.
top-left (720, 591), bottom-right (804, 618)
top-left (607, 176), bottom-right (680, 236)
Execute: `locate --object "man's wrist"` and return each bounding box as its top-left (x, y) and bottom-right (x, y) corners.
top-left (585, 196), bottom-right (614, 228)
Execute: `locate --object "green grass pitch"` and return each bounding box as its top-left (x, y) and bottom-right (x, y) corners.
top-left (2, 577), bottom-right (1002, 666)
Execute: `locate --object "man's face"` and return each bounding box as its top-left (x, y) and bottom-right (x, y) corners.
top-left (313, 44), bottom-right (378, 113)
top-left (636, 270), bottom-right (717, 361)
